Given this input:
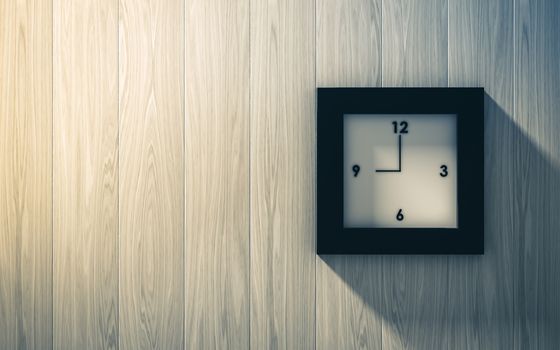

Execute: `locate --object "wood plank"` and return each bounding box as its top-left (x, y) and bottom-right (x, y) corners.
top-left (316, 1), bottom-right (383, 349)
top-left (184, 0), bottom-right (249, 348)
top-left (250, 0), bottom-right (315, 348)
top-left (514, 0), bottom-right (560, 348)
top-left (381, 0), bottom-right (449, 349)
top-left (119, 0), bottom-right (184, 347)
top-left (382, 0), bottom-right (448, 87)
top-left (316, 257), bottom-right (383, 350)
top-left (448, 0), bottom-right (515, 348)
top-left (0, 0), bottom-right (52, 348)
top-left (317, 0), bottom-right (382, 87)
top-left (52, 0), bottom-right (118, 348)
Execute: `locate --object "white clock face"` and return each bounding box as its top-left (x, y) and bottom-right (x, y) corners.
top-left (344, 114), bottom-right (458, 228)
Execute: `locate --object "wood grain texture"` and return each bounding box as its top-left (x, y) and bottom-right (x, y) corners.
top-left (119, 0), bottom-right (184, 347)
top-left (316, 1), bottom-right (383, 349)
top-left (1, 1), bottom-right (560, 348)
top-left (514, 0), bottom-right (560, 348)
top-left (448, 0), bottom-right (515, 348)
top-left (316, 257), bottom-right (383, 350)
top-left (185, 0), bottom-right (249, 348)
top-left (53, 0), bottom-right (118, 348)
top-left (0, 0), bottom-right (52, 348)
top-left (382, 0), bottom-right (449, 349)
top-left (382, 0), bottom-right (448, 87)
top-left (250, 0), bottom-right (316, 348)
top-left (316, 0), bottom-right (382, 87)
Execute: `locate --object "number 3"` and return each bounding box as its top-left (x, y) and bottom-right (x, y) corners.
top-left (440, 165), bottom-right (448, 177)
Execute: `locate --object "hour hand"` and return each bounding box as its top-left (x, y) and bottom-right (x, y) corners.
top-left (375, 134), bottom-right (402, 173)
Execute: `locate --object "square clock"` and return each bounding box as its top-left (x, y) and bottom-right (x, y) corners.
top-left (317, 88), bottom-right (484, 254)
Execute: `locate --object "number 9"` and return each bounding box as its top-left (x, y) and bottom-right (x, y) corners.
top-left (352, 164), bottom-right (360, 177)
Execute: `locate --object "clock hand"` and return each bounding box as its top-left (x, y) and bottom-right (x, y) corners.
top-left (375, 134), bottom-right (402, 173)
top-left (398, 134), bottom-right (402, 172)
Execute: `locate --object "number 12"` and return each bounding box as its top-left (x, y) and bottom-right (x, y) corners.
top-left (392, 121), bottom-right (408, 134)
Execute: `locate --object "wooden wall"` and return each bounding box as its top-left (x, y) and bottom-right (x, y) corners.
top-left (1, 0), bottom-right (559, 349)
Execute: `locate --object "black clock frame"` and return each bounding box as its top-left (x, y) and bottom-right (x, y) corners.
top-left (317, 87), bottom-right (484, 254)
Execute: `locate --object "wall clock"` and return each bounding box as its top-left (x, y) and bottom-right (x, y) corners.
top-left (317, 88), bottom-right (484, 254)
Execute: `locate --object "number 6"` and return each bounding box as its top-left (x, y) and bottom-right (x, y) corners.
top-left (396, 209), bottom-right (404, 221)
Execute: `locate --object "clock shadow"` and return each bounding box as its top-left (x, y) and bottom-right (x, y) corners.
top-left (317, 93), bottom-right (560, 348)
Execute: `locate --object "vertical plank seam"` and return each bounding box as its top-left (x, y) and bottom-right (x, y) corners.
top-left (380, 1), bottom-right (384, 349)
top-left (183, 0), bottom-right (186, 347)
top-left (249, 0), bottom-right (252, 347)
top-left (51, 0), bottom-right (55, 347)
top-left (314, 0), bottom-right (317, 349)
top-left (117, 0), bottom-right (121, 347)
top-left (512, 0), bottom-right (516, 348)
top-left (380, 1), bottom-right (385, 349)
top-left (446, 1), bottom-right (450, 349)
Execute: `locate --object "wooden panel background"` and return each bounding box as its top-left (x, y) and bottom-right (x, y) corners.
top-left (53, 0), bottom-right (118, 348)
top-left (0, 0), bottom-right (559, 349)
top-left (0, 0), bottom-right (52, 349)
top-left (250, 0), bottom-right (316, 348)
top-left (118, 0), bottom-right (184, 348)
top-left (513, 0), bottom-right (560, 348)
top-left (185, 0), bottom-right (249, 348)
top-left (448, 0), bottom-right (515, 349)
